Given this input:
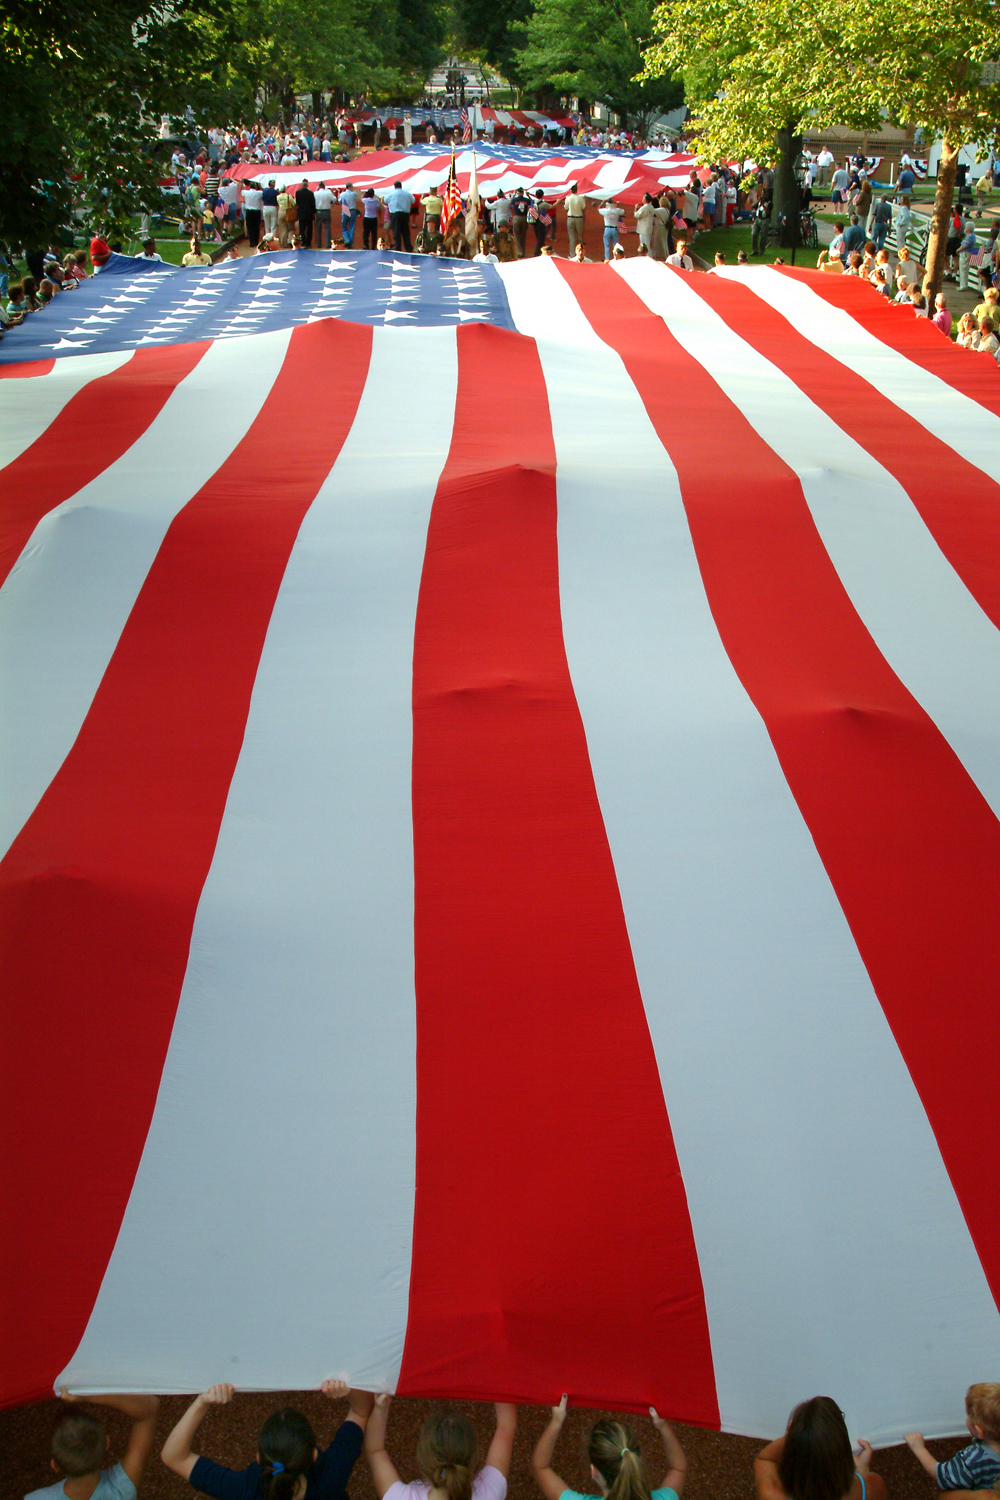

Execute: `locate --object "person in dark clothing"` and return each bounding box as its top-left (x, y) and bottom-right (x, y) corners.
top-left (162, 1380), bottom-right (374, 1500)
top-left (295, 179), bottom-right (317, 247)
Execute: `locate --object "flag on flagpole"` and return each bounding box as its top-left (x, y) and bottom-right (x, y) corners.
top-left (441, 150), bottom-right (463, 232)
top-left (464, 149), bottom-right (480, 250)
top-left (461, 106), bottom-right (472, 144)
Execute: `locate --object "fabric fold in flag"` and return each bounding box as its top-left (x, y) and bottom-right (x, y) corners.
top-left (2, 260), bottom-right (998, 1438)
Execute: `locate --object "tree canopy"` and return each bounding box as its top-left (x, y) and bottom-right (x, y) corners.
top-left (642, 0), bottom-right (882, 163)
top-left (452, 0), bottom-right (536, 85)
top-left (515, 0), bottom-right (682, 128)
top-left (1, 0), bottom-right (449, 251)
top-left (2, 0), bottom-right (240, 249)
top-left (642, 0), bottom-right (1000, 278)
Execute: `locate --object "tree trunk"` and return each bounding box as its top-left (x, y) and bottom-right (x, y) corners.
top-left (311, 90), bottom-right (322, 118)
top-left (773, 121), bottom-right (803, 251)
top-left (925, 137), bottom-right (958, 302)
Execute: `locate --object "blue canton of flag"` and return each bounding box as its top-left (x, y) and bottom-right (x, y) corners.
top-left (0, 251), bottom-right (516, 363)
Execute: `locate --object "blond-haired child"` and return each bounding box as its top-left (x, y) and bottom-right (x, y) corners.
top-left (906, 1383), bottom-right (1000, 1490)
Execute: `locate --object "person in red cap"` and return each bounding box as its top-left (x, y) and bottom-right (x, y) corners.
top-left (90, 236), bottom-right (112, 271)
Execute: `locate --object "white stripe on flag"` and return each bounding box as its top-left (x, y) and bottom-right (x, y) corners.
top-left (57, 326), bottom-right (459, 1394)
top-left (617, 258), bottom-right (1000, 824)
top-left (718, 267), bottom-right (1000, 487)
top-left (0, 330), bottom-right (292, 861)
top-left (498, 258), bottom-right (1000, 1441)
top-left (0, 351), bottom-right (134, 471)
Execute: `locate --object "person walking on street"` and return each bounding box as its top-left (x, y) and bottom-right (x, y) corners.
top-left (387, 180), bottom-right (414, 251)
top-left (511, 186), bottom-right (531, 258)
top-left (599, 198), bottom-right (624, 260)
top-left (295, 178), bottom-right (316, 247)
top-left (529, 190), bottom-right (555, 255)
top-left (871, 195), bottom-right (892, 252)
top-left (261, 179), bottom-right (279, 238)
top-left (362, 189), bottom-right (380, 248)
top-left (242, 180), bottom-right (263, 247)
top-left (314, 181), bottom-right (333, 248)
top-left (564, 181), bottom-right (587, 255)
top-left (339, 182), bottom-right (359, 247)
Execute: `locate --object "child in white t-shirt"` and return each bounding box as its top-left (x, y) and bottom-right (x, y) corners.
top-left (365, 1395), bottom-right (516, 1500)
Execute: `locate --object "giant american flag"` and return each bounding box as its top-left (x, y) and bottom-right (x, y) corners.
top-left (1, 252), bottom-right (999, 1444)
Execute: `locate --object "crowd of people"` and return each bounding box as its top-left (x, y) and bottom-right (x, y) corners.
top-left (24, 1378), bottom-right (1000, 1500)
top-left (2, 122), bottom-right (998, 373)
top-left (809, 211), bottom-right (1000, 362)
top-left (157, 153), bottom-right (758, 266)
top-left (167, 114), bottom-right (685, 176)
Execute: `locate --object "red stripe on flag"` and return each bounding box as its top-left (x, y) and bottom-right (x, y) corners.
top-left (689, 272), bottom-right (1000, 632)
top-left (0, 320), bottom-right (372, 1406)
top-left (400, 322), bottom-right (720, 1423)
top-left (777, 268), bottom-right (1000, 423)
top-left (561, 263), bottom-right (1000, 1304)
top-left (0, 345), bottom-right (206, 589)
top-left (0, 359), bottom-right (56, 378)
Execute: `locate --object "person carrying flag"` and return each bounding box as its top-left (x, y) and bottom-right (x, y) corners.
top-left (440, 153), bottom-right (464, 236)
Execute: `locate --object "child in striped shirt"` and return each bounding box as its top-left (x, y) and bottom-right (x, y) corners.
top-left (906, 1383), bottom-right (1000, 1490)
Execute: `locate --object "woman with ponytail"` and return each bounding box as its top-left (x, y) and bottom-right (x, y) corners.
top-left (365, 1394), bottom-right (517, 1500)
top-left (162, 1380), bottom-right (374, 1500)
top-left (532, 1396), bottom-right (686, 1500)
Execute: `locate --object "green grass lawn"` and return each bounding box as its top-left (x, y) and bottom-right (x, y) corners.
top-left (690, 222), bottom-right (820, 266)
top-left (3, 213), bottom-right (237, 299)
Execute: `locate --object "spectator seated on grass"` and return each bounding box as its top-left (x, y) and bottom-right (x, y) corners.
top-left (957, 311), bottom-right (978, 347)
top-left (816, 248), bottom-right (844, 273)
top-left (973, 317), bottom-right (999, 356)
top-left (931, 292), bottom-right (952, 334)
top-left (973, 286), bottom-right (999, 329)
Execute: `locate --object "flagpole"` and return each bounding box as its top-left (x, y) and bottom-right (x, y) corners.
top-left (465, 145), bottom-right (479, 252)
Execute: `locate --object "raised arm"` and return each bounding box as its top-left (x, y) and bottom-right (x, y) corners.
top-left (649, 1408), bottom-right (687, 1497)
top-left (753, 1436), bottom-right (788, 1500)
top-left (364, 1393), bottom-right (402, 1500)
top-left (347, 1389), bottom-right (376, 1432)
top-left (60, 1390), bottom-right (160, 1490)
top-left (904, 1433), bottom-right (939, 1480)
top-left (320, 1379), bottom-right (375, 1433)
top-left (485, 1403), bottom-right (518, 1479)
top-left (531, 1395), bottom-right (569, 1500)
top-left (161, 1385), bottom-right (235, 1481)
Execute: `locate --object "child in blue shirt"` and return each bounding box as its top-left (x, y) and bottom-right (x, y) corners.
top-left (26, 1389), bottom-right (159, 1500)
top-left (906, 1382), bottom-right (1000, 1490)
top-left (531, 1394), bottom-right (686, 1500)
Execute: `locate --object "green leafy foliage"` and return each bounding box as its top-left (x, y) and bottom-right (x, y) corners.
top-left (2, 0), bottom-right (449, 252)
top-left (452, 0), bottom-right (536, 82)
top-left (2, 0), bottom-right (242, 248)
top-left (642, 0), bottom-right (882, 162)
top-left (515, 0), bottom-right (682, 127)
top-left (642, 0), bottom-right (1000, 281)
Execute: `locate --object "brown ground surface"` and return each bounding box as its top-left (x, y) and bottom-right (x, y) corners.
top-left (6, 1391), bottom-right (964, 1500)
